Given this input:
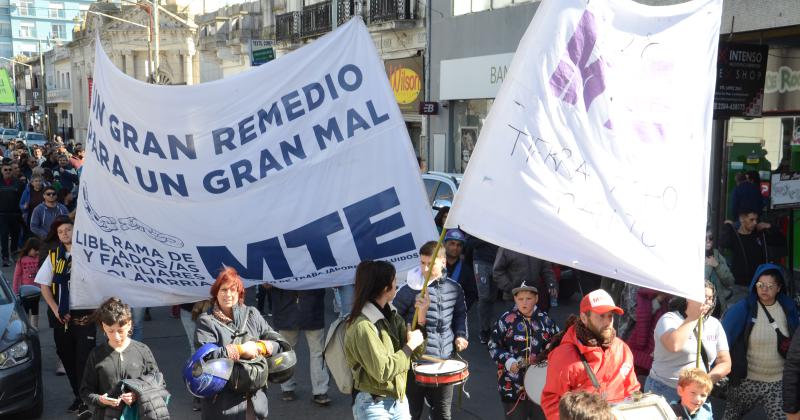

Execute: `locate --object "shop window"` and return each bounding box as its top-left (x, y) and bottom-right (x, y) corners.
top-left (452, 99), bottom-right (492, 173)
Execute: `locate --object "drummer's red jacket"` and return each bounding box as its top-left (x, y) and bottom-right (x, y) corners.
top-left (541, 324), bottom-right (640, 419)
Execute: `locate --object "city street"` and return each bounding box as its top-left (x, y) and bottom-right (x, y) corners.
top-left (3, 265), bottom-right (765, 420)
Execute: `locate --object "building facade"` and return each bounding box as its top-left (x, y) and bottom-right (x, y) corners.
top-left (427, 0), bottom-right (800, 174)
top-left (67, 1), bottom-right (197, 142)
top-left (7, 0), bottom-right (97, 58)
top-left (195, 1), bottom-right (263, 83)
top-left (271, 0), bottom-right (427, 155)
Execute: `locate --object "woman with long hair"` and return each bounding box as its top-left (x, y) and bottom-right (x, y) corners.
top-left (345, 260), bottom-right (426, 420)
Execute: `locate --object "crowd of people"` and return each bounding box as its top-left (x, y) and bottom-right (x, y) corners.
top-left (4, 142), bottom-right (800, 420)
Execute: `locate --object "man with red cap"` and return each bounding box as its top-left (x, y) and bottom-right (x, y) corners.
top-left (541, 289), bottom-right (640, 419)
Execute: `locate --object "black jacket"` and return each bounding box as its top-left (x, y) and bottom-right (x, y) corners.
top-left (784, 325), bottom-right (800, 414)
top-left (271, 288), bottom-right (325, 331)
top-left (123, 372), bottom-right (170, 420)
top-left (718, 222), bottom-right (785, 286)
top-left (0, 177), bottom-right (24, 214)
top-left (80, 340), bottom-right (164, 420)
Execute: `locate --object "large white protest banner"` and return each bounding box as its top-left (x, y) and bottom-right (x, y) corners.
top-left (71, 18), bottom-right (436, 308)
top-left (445, 0), bottom-right (722, 302)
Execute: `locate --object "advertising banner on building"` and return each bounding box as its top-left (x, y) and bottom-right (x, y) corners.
top-left (385, 56), bottom-right (423, 113)
top-left (71, 18), bottom-right (436, 308)
top-left (714, 43), bottom-right (769, 118)
top-left (446, 0), bottom-right (722, 302)
top-left (0, 69), bottom-right (16, 104)
top-left (764, 48), bottom-right (800, 114)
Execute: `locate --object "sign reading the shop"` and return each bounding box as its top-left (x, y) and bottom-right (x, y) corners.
top-left (714, 43), bottom-right (769, 118)
top-left (418, 101), bottom-right (438, 115)
top-left (250, 40), bottom-right (275, 66)
top-left (385, 56), bottom-right (423, 113)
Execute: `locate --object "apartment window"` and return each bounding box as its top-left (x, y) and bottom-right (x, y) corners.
top-left (0, 7), bottom-right (10, 16)
top-left (453, 0), bottom-right (532, 15)
top-left (0, 23), bottom-right (10, 37)
top-left (18, 23), bottom-right (36, 38)
top-left (18, 0), bottom-right (34, 17)
top-left (51, 23), bottom-right (66, 40)
top-left (49, 3), bottom-right (65, 19)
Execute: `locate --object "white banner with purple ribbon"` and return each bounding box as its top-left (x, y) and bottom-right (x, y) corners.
top-left (446, 0), bottom-right (722, 302)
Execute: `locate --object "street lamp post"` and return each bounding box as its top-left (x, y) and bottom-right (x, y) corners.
top-left (38, 40), bottom-right (47, 138)
top-left (0, 57), bottom-right (33, 131)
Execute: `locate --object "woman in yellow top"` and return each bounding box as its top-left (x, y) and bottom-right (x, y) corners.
top-left (345, 260), bottom-right (428, 420)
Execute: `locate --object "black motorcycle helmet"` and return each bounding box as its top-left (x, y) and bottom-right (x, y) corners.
top-left (264, 331), bottom-right (297, 384)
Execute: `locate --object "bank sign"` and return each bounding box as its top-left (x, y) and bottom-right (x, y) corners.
top-left (385, 56), bottom-right (423, 113)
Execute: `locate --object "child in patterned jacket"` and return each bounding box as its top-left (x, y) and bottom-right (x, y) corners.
top-left (488, 281), bottom-right (560, 420)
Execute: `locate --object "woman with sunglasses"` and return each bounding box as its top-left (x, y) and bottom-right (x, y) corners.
top-left (722, 264), bottom-right (800, 419)
top-left (645, 280), bottom-right (731, 405)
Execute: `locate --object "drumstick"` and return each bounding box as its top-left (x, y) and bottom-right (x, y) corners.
top-left (421, 355), bottom-right (448, 364)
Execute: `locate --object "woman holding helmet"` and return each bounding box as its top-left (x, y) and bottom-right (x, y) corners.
top-left (193, 267), bottom-right (290, 420)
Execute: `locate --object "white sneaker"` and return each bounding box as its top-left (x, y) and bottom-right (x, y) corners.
top-left (56, 358), bottom-right (66, 376)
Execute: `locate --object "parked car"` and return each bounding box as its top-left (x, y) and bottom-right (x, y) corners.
top-left (0, 277), bottom-right (42, 418)
top-left (21, 132), bottom-right (46, 147)
top-left (0, 128), bottom-right (19, 141)
top-left (421, 171), bottom-right (462, 217)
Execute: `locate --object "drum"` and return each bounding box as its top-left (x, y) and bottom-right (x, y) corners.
top-left (611, 393), bottom-right (676, 420)
top-left (412, 359), bottom-right (469, 387)
top-left (523, 362), bottom-right (548, 403)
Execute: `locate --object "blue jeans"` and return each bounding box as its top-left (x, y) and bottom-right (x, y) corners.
top-left (131, 307), bottom-right (145, 341)
top-left (334, 284), bottom-right (355, 320)
top-left (474, 260), bottom-right (495, 332)
top-left (353, 392), bottom-right (410, 420)
top-left (644, 375), bottom-right (679, 405)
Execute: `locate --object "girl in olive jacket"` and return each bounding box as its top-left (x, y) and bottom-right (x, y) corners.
top-left (344, 261), bottom-right (426, 420)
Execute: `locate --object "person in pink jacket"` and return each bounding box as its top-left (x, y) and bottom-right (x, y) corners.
top-left (626, 288), bottom-right (671, 377)
top-left (541, 289), bottom-right (640, 420)
top-left (12, 237), bottom-right (42, 328)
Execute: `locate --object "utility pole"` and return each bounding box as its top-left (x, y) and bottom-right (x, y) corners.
top-left (38, 40), bottom-right (47, 138)
top-left (152, 0), bottom-right (159, 79)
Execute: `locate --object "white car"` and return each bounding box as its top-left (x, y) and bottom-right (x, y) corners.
top-left (21, 132), bottom-right (46, 147)
top-left (421, 171), bottom-right (462, 217)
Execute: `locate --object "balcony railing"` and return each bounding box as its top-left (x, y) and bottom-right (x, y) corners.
top-left (275, 11), bottom-right (300, 42)
top-left (337, 0), bottom-right (362, 25)
top-left (369, 0), bottom-right (412, 24)
top-left (300, 2), bottom-right (331, 39)
top-left (47, 88), bottom-right (71, 103)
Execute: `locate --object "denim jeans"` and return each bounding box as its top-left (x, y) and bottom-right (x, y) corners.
top-left (644, 375), bottom-right (679, 405)
top-left (474, 260), bottom-right (495, 332)
top-left (353, 392), bottom-right (410, 420)
top-left (334, 284), bottom-right (355, 320)
top-left (131, 306), bottom-right (145, 341)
